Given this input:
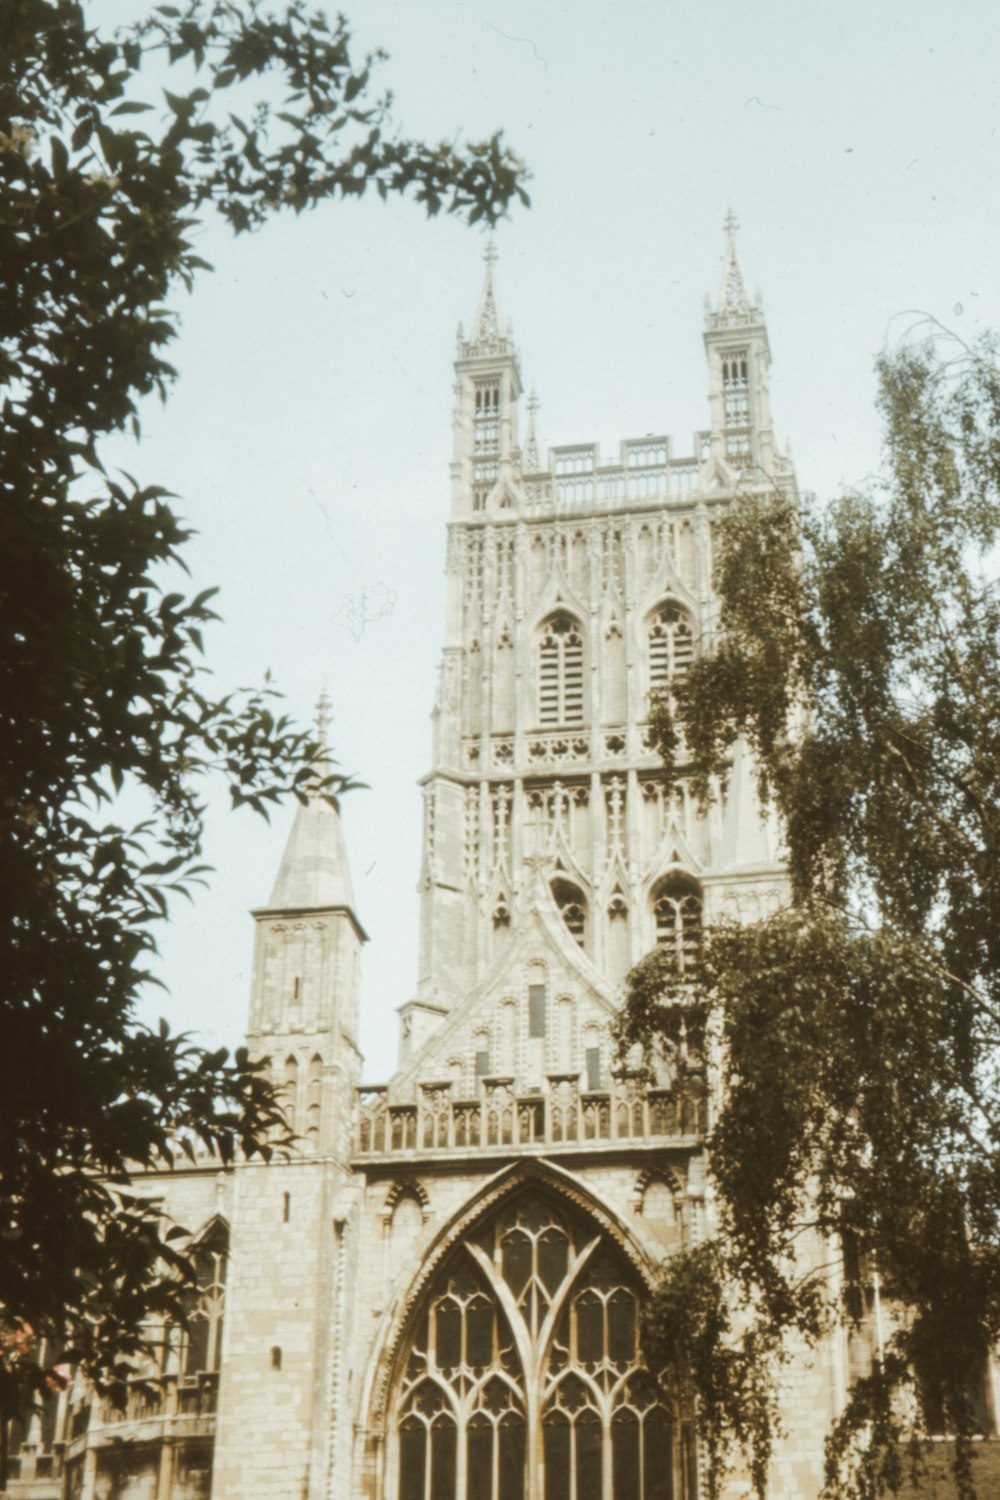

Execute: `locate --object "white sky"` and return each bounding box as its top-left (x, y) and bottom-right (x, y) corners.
top-left (101, 0), bottom-right (1000, 1082)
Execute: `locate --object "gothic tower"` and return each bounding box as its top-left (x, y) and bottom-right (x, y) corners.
top-left (405, 226), bottom-right (794, 1065)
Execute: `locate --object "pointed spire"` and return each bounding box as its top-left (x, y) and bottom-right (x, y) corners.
top-left (468, 237), bottom-right (502, 349)
top-left (266, 692), bottom-right (360, 920)
top-left (524, 389), bottom-right (541, 471)
top-left (716, 206), bottom-right (751, 323)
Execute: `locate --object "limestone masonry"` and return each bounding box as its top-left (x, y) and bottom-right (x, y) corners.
top-left (11, 229), bottom-right (895, 1500)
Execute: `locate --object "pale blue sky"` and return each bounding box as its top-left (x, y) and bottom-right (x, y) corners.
top-left (94, 0), bottom-right (1000, 1080)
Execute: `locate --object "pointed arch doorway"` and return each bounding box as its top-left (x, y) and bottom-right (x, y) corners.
top-left (388, 1186), bottom-right (697, 1500)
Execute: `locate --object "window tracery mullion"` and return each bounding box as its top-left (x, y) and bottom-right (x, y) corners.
top-left (463, 1240), bottom-right (539, 1479)
top-left (529, 1236), bottom-right (600, 1390)
top-left (396, 1198), bottom-right (691, 1500)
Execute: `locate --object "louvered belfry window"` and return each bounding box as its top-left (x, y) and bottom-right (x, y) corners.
top-left (393, 1191), bottom-right (695, 1500)
top-left (539, 614), bottom-right (584, 726)
top-left (653, 881), bottom-right (702, 973)
top-left (648, 605), bottom-right (693, 692)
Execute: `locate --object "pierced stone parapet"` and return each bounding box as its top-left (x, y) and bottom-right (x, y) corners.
top-left (525, 731), bottom-right (590, 766)
top-left (353, 1074), bottom-right (705, 1160)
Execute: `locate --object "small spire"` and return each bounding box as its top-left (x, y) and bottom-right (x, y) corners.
top-left (267, 691), bottom-right (359, 916)
top-left (712, 207), bottom-right (752, 326)
top-left (468, 239), bottom-right (502, 349)
top-left (524, 389), bottom-right (541, 472)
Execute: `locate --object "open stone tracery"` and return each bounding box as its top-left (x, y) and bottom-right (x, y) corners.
top-left (393, 1193), bottom-right (689, 1500)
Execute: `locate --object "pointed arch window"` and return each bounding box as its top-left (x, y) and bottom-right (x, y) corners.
top-left (182, 1224), bottom-right (228, 1376)
top-left (652, 879), bottom-right (702, 973)
top-left (539, 613), bottom-right (584, 727)
top-left (648, 605), bottom-right (693, 693)
top-left (552, 878), bottom-right (587, 949)
top-left (392, 1191), bottom-right (695, 1500)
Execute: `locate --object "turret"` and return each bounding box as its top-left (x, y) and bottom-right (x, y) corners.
top-left (703, 209), bottom-right (778, 478)
top-left (451, 241), bottom-right (523, 516)
top-left (212, 694), bottom-right (364, 1499)
top-left (246, 691), bottom-right (365, 1162)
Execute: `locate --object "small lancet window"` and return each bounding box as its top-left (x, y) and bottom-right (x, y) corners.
top-left (538, 613), bottom-right (584, 726)
top-left (528, 983), bottom-right (547, 1039)
top-left (653, 878), bottom-right (702, 972)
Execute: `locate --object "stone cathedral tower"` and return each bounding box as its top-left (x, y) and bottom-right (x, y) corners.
top-left (14, 231), bottom-right (854, 1500)
top-left (407, 225), bottom-right (788, 1061)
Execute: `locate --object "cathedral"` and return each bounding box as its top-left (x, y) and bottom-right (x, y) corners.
top-left (9, 229), bottom-right (850, 1500)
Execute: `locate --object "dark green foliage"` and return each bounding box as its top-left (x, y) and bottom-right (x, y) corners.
top-left (620, 336), bottom-right (1000, 1498)
top-left (0, 0), bottom-right (527, 1469)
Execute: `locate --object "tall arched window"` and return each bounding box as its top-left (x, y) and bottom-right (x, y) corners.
top-left (652, 879), bottom-right (702, 972)
top-left (647, 605), bottom-right (693, 693)
top-left (182, 1223), bottom-right (228, 1376)
top-left (539, 614), bottom-right (584, 726)
top-left (392, 1192), bottom-right (694, 1500)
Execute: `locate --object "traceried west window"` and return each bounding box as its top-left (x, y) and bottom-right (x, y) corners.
top-left (539, 614), bottom-right (584, 726)
top-left (648, 605), bottom-right (693, 694)
top-left (393, 1192), bottom-right (695, 1500)
top-left (652, 879), bottom-right (702, 973)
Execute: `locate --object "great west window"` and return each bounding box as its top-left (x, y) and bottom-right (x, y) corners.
top-left (392, 1191), bottom-right (696, 1500)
